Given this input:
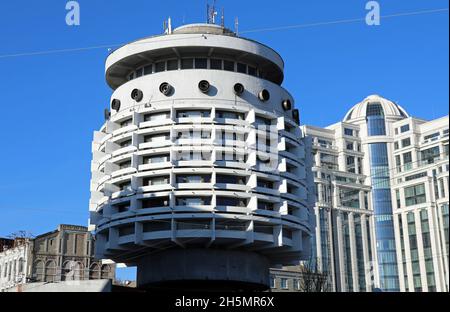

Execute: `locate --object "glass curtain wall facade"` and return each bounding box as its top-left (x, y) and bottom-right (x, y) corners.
top-left (367, 103), bottom-right (400, 291)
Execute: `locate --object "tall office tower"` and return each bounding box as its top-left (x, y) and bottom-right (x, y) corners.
top-left (89, 23), bottom-right (314, 290)
top-left (303, 95), bottom-right (449, 292)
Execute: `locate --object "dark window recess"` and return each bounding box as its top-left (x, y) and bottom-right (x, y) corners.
top-left (215, 220), bottom-right (248, 231)
top-left (210, 59), bottom-right (222, 70)
top-left (344, 128), bottom-right (354, 136)
top-left (421, 146), bottom-right (440, 164)
top-left (144, 65), bottom-right (152, 75)
top-left (155, 62), bottom-right (165, 72)
top-left (118, 160), bottom-right (131, 169)
top-left (115, 202), bottom-right (130, 213)
top-left (181, 58), bottom-right (194, 69)
top-left (254, 222), bottom-right (273, 234)
top-left (176, 220), bottom-right (210, 230)
top-left (257, 179), bottom-right (274, 189)
top-left (118, 225), bottom-right (134, 236)
top-left (120, 139), bottom-right (132, 148)
top-left (195, 58), bottom-right (207, 69)
top-left (400, 124), bottom-right (410, 133)
top-left (405, 171), bottom-right (428, 181)
top-left (117, 181), bottom-right (131, 191)
top-left (216, 174), bottom-right (246, 185)
top-left (424, 132), bottom-right (440, 141)
top-left (347, 156), bottom-right (355, 165)
top-left (223, 60), bottom-right (235, 71)
top-left (237, 63), bottom-right (247, 73)
top-left (141, 197), bottom-right (169, 208)
top-left (216, 196), bottom-right (247, 207)
top-left (166, 59), bottom-right (178, 71)
top-left (258, 200), bottom-right (274, 210)
top-left (248, 66), bottom-right (257, 76)
top-left (283, 228), bottom-right (293, 239)
top-left (120, 118), bottom-right (132, 127)
top-left (143, 222), bottom-right (171, 232)
top-left (402, 138), bottom-right (411, 147)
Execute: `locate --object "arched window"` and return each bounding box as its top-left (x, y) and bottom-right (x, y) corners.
top-left (366, 102), bottom-right (384, 117)
top-left (8, 262), bottom-right (12, 281)
top-left (74, 262), bottom-right (84, 280)
top-left (101, 264), bottom-right (111, 279)
top-left (13, 260), bottom-right (17, 277)
top-left (44, 260), bottom-right (57, 282)
top-left (18, 258), bottom-right (24, 274)
top-left (89, 263), bottom-right (100, 279)
top-left (33, 260), bottom-right (45, 282)
top-left (60, 261), bottom-right (83, 281)
top-left (61, 261), bottom-right (72, 281)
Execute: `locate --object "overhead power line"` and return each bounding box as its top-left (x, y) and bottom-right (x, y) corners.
top-left (240, 8), bottom-right (449, 34)
top-left (0, 8), bottom-right (447, 60)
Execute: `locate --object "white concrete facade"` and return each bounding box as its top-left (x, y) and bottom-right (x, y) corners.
top-left (0, 241), bottom-right (29, 292)
top-left (391, 116), bottom-right (449, 292)
top-left (303, 95), bottom-right (449, 292)
top-left (89, 24), bottom-right (314, 289)
top-left (302, 124), bottom-right (374, 292)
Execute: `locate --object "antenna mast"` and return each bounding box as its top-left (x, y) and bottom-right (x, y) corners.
top-left (207, 0), bottom-right (218, 24)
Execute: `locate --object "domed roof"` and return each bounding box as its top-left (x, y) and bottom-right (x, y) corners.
top-left (343, 94), bottom-right (409, 122)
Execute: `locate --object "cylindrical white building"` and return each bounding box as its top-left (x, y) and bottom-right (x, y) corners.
top-left (89, 23), bottom-right (314, 290)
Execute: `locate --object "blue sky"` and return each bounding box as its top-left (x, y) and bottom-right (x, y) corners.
top-left (0, 0), bottom-right (448, 279)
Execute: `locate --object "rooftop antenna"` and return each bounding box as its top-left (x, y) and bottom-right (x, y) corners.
top-left (221, 8), bottom-right (225, 27)
top-left (234, 17), bottom-right (239, 36)
top-left (207, 0), bottom-right (218, 24)
top-left (163, 17), bottom-right (173, 34)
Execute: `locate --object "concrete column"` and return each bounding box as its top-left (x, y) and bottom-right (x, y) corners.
top-left (314, 206), bottom-right (322, 268)
top-left (401, 213), bottom-right (414, 292)
top-left (335, 212), bottom-right (346, 291)
top-left (368, 211), bottom-right (381, 289)
top-left (425, 177), bottom-right (434, 205)
top-left (414, 210), bottom-right (428, 291)
top-left (359, 191), bottom-right (366, 210)
top-left (315, 151), bottom-right (321, 166)
top-left (360, 214), bottom-right (371, 291)
top-left (348, 213), bottom-right (359, 291)
top-left (437, 204), bottom-right (450, 291)
top-left (317, 183), bottom-right (323, 203)
top-left (393, 213), bottom-right (405, 291)
top-left (334, 184), bottom-right (341, 207)
top-left (443, 176), bottom-right (449, 200)
top-left (428, 204), bottom-right (444, 292)
top-left (326, 208), bottom-right (337, 292)
top-left (411, 150), bottom-right (419, 170)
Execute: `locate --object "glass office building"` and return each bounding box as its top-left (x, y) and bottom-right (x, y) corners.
top-left (302, 95), bottom-right (449, 292)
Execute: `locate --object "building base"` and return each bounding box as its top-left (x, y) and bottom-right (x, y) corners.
top-left (136, 249), bottom-right (270, 291)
